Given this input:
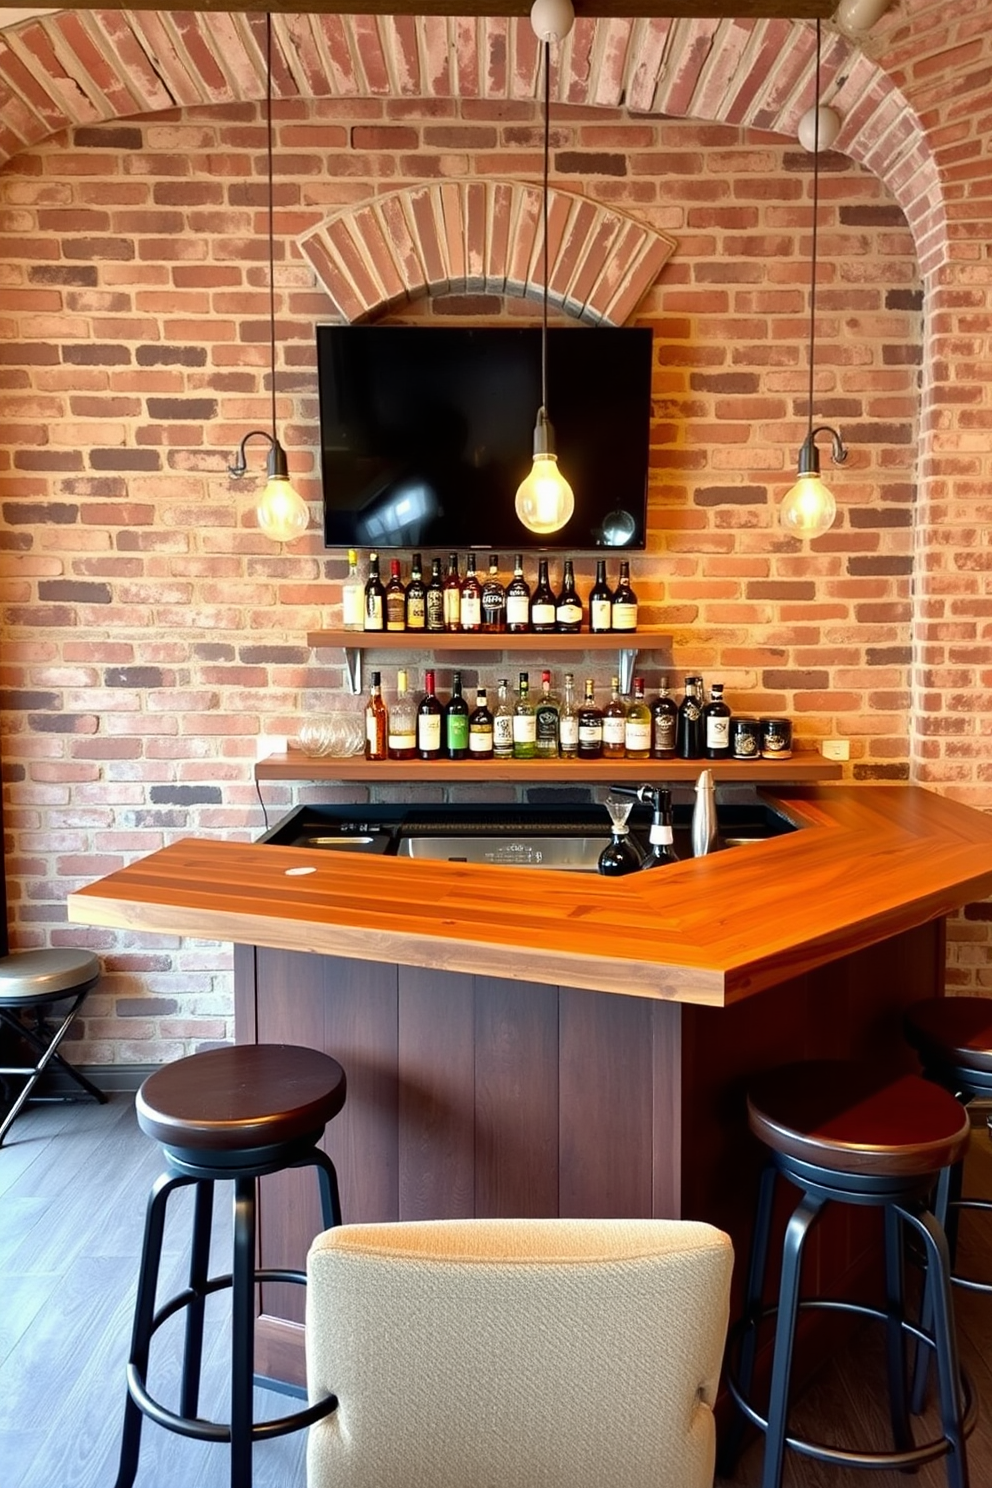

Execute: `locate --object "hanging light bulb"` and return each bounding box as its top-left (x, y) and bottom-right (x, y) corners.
top-left (228, 13), bottom-right (308, 544)
top-left (515, 0), bottom-right (575, 537)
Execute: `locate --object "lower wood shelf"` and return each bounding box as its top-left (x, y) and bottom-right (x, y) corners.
top-left (254, 753), bottom-right (843, 784)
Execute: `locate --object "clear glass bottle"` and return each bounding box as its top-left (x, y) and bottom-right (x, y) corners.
top-left (506, 553), bottom-right (531, 633)
top-left (443, 552), bottom-right (462, 632)
top-left (481, 554), bottom-right (506, 632)
top-left (445, 670), bottom-right (470, 760)
top-left (558, 671), bottom-right (579, 758)
top-left (625, 676), bottom-right (652, 761)
top-left (703, 682), bottom-right (732, 760)
top-left (363, 549), bottom-right (385, 632)
top-left (405, 552), bottom-right (426, 631)
top-left (493, 677), bottom-right (515, 760)
top-left (417, 668), bottom-right (443, 760)
top-left (342, 547), bottom-right (364, 632)
top-left (529, 557), bottom-right (556, 633)
top-left (512, 671), bottom-right (537, 759)
top-left (469, 686), bottom-right (494, 760)
top-left (425, 557), bottom-right (445, 633)
top-left (640, 787), bottom-right (680, 870)
top-left (388, 668), bottom-right (417, 761)
top-left (385, 558), bottom-right (406, 632)
top-left (602, 675), bottom-right (627, 760)
top-left (651, 677), bottom-right (678, 759)
top-left (577, 679), bottom-right (603, 760)
top-left (611, 560), bottom-right (638, 633)
top-left (460, 553), bottom-right (482, 632)
top-left (555, 559), bottom-right (583, 633)
top-left (364, 669), bottom-right (387, 761)
top-left (676, 675), bottom-right (705, 760)
top-left (535, 669), bottom-right (560, 758)
top-left (589, 559), bottom-right (612, 634)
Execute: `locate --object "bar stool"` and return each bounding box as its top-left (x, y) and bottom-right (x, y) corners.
top-left (0, 947), bottom-right (105, 1145)
top-left (114, 1043), bottom-right (346, 1488)
top-left (723, 1059), bottom-right (975, 1488)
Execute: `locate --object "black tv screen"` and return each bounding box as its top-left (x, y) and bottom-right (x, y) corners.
top-left (317, 325), bottom-right (653, 552)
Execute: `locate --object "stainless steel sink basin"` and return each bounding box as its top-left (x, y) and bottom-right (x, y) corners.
top-left (394, 835), bottom-right (609, 871)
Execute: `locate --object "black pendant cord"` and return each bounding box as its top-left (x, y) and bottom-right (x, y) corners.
top-left (541, 36), bottom-right (550, 415)
top-left (806, 17), bottom-right (821, 447)
top-left (265, 12), bottom-right (277, 445)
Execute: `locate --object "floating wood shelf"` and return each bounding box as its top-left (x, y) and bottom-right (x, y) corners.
top-left (254, 754), bottom-right (843, 784)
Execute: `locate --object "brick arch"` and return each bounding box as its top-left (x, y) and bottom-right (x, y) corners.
top-left (299, 180), bottom-right (677, 326)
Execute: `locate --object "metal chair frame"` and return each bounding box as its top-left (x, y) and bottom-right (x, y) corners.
top-left (0, 976), bottom-right (105, 1145)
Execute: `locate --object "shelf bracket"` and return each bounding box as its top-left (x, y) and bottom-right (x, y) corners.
top-left (343, 647), bottom-right (362, 694)
top-left (617, 645), bottom-right (639, 696)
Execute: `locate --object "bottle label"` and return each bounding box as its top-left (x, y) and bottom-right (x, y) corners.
top-left (625, 720), bottom-right (651, 751)
top-left (406, 596), bottom-right (425, 629)
top-left (364, 595), bottom-right (383, 629)
top-left (506, 594), bottom-right (529, 626)
top-left (512, 715), bottom-right (537, 745)
top-left (590, 599), bottom-right (612, 631)
top-left (443, 590), bottom-right (461, 626)
top-left (417, 715), bottom-right (441, 752)
top-left (649, 824), bottom-right (674, 846)
top-left (426, 592), bottom-right (445, 628)
top-left (653, 714), bottom-right (676, 750)
top-left (557, 602), bottom-right (582, 626)
top-left (447, 715), bottom-right (469, 751)
top-left (460, 595), bottom-right (481, 628)
top-left (531, 602), bottom-right (555, 627)
top-left (469, 724), bottom-right (493, 753)
top-left (579, 720), bottom-right (603, 746)
top-left (559, 716), bottom-right (579, 750)
top-left (366, 715), bottom-right (382, 750)
top-left (603, 716), bottom-right (626, 747)
top-left (388, 729), bottom-right (416, 751)
top-left (706, 716), bottom-right (730, 749)
top-left (536, 704), bottom-right (559, 747)
top-left (342, 583), bottom-right (364, 628)
top-left (611, 602), bottom-right (637, 631)
top-left (493, 715), bottom-right (514, 750)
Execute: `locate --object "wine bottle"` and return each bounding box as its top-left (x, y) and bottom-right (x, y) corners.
top-left (611, 560), bottom-right (638, 633)
top-left (443, 552), bottom-right (462, 632)
top-left (493, 677), bottom-right (515, 760)
top-left (651, 677), bottom-right (678, 759)
top-left (385, 558), bottom-right (406, 632)
top-left (444, 670), bottom-right (470, 760)
top-left (676, 675), bottom-right (705, 760)
top-left (558, 672), bottom-right (579, 758)
top-left (535, 669), bottom-right (560, 758)
top-left (602, 675), bottom-right (627, 760)
top-left (363, 549), bottom-right (385, 632)
top-left (481, 554), bottom-right (507, 632)
top-left (342, 547), bottom-right (364, 632)
top-left (577, 678), bottom-right (603, 760)
top-left (468, 686), bottom-right (494, 759)
top-left (589, 559), bottom-right (612, 634)
top-left (388, 668), bottom-right (417, 761)
top-left (555, 559), bottom-right (583, 632)
top-left (624, 676), bottom-right (651, 761)
top-left (505, 554), bottom-right (531, 633)
top-left (460, 553), bottom-right (482, 632)
top-left (513, 671), bottom-right (537, 759)
top-left (364, 669), bottom-right (387, 761)
top-left (529, 557), bottom-right (556, 633)
top-left (703, 682), bottom-right (732, 760)
top-left (426, 557), bottom-right (445, 633)
top-left (640, 787), bottom-right (680, 870)
top-left (417, 668), bottom-right (443, 760)
top-left (405, 553), bottom-right (426, 631)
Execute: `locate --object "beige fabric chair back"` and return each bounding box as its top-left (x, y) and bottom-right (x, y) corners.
top-left (306, 1216), bottom-right (733, 1488)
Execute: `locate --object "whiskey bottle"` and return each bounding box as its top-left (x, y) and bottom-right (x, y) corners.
top-left (558, 672), bottom-right (579, 758)
top-left (676, 675), bottom-right (705, 760)
top-left (624, 676), bottom-right (652, 761)
top-left (342, 547), bottom-right (364, 632)
top-left (589, 559), bottom-right (612, 634)
top-left (602, 676), bottom-right (627, 760)
top-left (577, 679), bottom-right (603, 760)
top-left (529, 557), bottom-right (556, 633)
top-left (444, 670), bottom-right (470, 760)
top-left (443, 552), bottom-right (462, 632)
top-left (703, 682), bottom-right (732, 760)
top-left (651, 677), bottom-right (678, 759)
top-left (363, 549), bottom-right (385, 632)
top-left (505, 554), bottom-right (531, 633)
top-left (460, 553), bottom-right (482, 632)
top-left (417, 668), bottom-right (443, 760)
top-left (385, 558), bottom-right (406, 632)
top-left (611, 560), bottom-right (638, 633)
top-left (493, 677), bottom-right (515, 760)
top-left (535, 669), bottom-right (560, 758)
top-left (387, 669), bottom-right (417, 761)
top-left (469, 686), bottom-right (494, 760)
top-left (512, 672), bottom-right (537, 759)
top-left (555, 559), bottom-right (583, 632)
top-left (405, 553), bottom-right (426, 631)
top-left (364, 669), bottom-right (387, 761)
top-left (481, 554), bottom-right (507, 632)
top-left (426, 557), bottom-right (445, 633)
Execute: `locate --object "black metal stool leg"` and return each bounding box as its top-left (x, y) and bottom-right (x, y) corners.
top-left (911, 1162), bottom-right (953, 1415)
top-left (883, 1202), bottom-right (914, 1454)
top-left (179, 1179), bottom-right (214, 1420)
top-left (293, 1147), bottom-right (343, 1230)
top-left (114, 1170), bottom-right (191, 1488)
top-left (0, 995), bottom-right (105, 1145)
top-left (761, 1191), bottom-right (825, 1488)
top-left (718, 1161), bottom-right (777, 1478)
top-left (230, 1174), bottom-right (256, 1488)
top-left (903, 1204), bottom-right (970, 1488)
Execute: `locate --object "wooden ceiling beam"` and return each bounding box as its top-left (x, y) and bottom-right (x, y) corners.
top-left (0, 2), bottom-right (837, 18)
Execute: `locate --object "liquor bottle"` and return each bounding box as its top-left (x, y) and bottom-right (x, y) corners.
top-left (558, 671), bottom-right (579, 758)
top-left (535, 669), bottom-right (560, 758)
top-left (529, 557), bottom-right (556, 633)
top-left (512, 671), bottom-right (537, 759)
top-left (443, 552), bottom-right (462, 632)
top-left (387, 668), bottom-right (417, 761)
top-left (602, 676), bottom-right (627, 760)
top-left (417, 668), bottom-right (443, 760)
top-left (555, 559), bottom-right (583, 632)
top-left (385, 558), bottom-right (407, 632)
top-left (468, 686), bottom-right (495, 760)
top-left (405, 553), bottom-right (426, 631)
top-left (506, 553), bottom-right (531, 633)
top-left (640, 787), bottom-right (680, 870)
top-left (460, 553), bottom-right (482, 632)
top-left (342, 547), bottom-right (364, 632)
top-left (676, 675), bottom-right (705, 760)
top-left (426, 557), bottom-right (445, 633)
top-left (651, 677), bottom-right (678, 759)
top-left (577, 678), bottom-right (603, 760)
top-left (493, 677), bottom-right (515, 760)
top-left (481, 554), bottom-right (507, 632)
top-left (611, 560), bottom-right (638, 633)
top-left (589, 559), bottom-right (612, 634)
top-left (444, 670), bottom-right (470, 760)
top-left (364, 669), bottom-right (387, 760)
top-left (363, 549), bottom-right (385, 632)
top-left (703, 682), bottom-right (732, 760)
top-left (625, 676), bottom-right (652, 761)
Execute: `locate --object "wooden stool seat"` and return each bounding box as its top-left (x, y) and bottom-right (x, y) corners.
top-left (747, 1060), bottom-right (971, 1179)
top-left (905, 997), bottom-right (992, 1082)
top-left (136, 1043), bottom-right (347, 1156)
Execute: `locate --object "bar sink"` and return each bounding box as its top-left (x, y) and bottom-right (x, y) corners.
top-left (394, 835), bottom-right (608, 871)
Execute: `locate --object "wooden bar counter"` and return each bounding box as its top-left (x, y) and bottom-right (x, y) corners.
top-left (68, 785), bottom-right (992, 1387)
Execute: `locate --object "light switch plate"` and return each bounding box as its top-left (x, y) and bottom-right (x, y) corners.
top-left (821, 739), bottom-right (850, 761)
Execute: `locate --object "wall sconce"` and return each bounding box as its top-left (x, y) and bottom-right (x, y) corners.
top-left (228, 13), bottom-right (309, 544)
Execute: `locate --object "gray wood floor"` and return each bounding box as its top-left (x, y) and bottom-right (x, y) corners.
top-left (2, 1092), bottom-right (992, 1488)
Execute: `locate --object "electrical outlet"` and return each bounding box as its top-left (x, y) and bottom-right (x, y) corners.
top-left (256, 734), bottom-right (287, 761)
top-left (821, 739), bottom-right (850, 761)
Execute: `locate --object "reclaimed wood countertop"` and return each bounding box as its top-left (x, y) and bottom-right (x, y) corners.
top-left (68, 786), bottom-right (992, 1009)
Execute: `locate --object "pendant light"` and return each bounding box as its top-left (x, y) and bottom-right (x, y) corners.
top-left (514, 0), bottom-right (576, 537)
top-left (780, 18), bottom-right (847, 541)
top-left (228, 13), bottom-right (309, 544)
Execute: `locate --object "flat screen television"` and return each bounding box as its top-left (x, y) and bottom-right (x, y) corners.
top-left (317, 324), bottom-right (653, 552)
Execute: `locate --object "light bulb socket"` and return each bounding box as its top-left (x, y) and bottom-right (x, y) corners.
top-left (532, 406), bottom-right (556, 458)
top-left (797, 424), bottom-right (848, 477)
